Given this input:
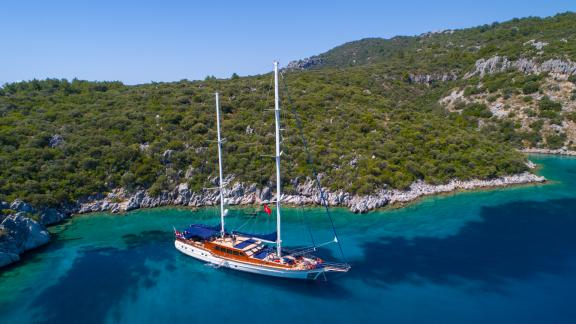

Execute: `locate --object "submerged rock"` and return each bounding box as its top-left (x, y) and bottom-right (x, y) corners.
top-left (39, 208), bottom-right (67, 226)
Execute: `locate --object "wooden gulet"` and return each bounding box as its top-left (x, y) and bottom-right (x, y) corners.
top-left (174, 61), bottom-right (350, 280)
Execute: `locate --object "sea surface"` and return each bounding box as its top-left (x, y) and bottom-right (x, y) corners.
top-left (1, 155), bottom-right (576, 324)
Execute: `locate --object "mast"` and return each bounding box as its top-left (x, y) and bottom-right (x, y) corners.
top-left (215, 92), bottom-right (226, 237)
top-left (273, 61), bottom-right (282, 258)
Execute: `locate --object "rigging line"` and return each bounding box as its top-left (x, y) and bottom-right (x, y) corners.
top-left (256, 71), bottom-right (275, 188)
top-left (279, 70), bottom-right (348, 265)
top-left (233, 212), bottom-right (257, 232)
top-left (273, 76), bottom-right (316, 251)
top-left (295, 202), bottom-right (317, 250)
top-left (297, 199), bottom-right (317, 250)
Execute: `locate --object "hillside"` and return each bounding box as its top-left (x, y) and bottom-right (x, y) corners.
top-left (4, 13), bottom-right (576, 209)
top-left (288, 12), bottom-right (576, 72)
top-left (289, 12), bottom-right (576, 150)
top-left (0, 73), bottom-right (527, 208)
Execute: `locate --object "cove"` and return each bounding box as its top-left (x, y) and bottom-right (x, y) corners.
top-left (1, 155), bottom-right (576, 324)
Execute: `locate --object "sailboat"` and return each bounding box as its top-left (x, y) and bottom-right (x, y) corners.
top-left (174, 62), bottom-right (350, 280)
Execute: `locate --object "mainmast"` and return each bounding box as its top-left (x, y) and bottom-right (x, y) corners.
top-left (215, 92), bottom-right (226, 237)
top-left (273, 61), bottom-right (283, 258)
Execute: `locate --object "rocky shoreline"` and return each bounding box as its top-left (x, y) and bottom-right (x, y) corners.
top-left (74, 172), bottom-right (545, 215)
top-left (521, 148), bottom-right (576, 156)
top-left (1, 171), bottom-right (545, 268)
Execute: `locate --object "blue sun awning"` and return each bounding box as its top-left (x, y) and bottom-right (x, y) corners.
top-left (182, 224), bottom-right (220, 239)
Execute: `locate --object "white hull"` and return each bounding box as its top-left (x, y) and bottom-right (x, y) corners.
top-left (175, 240), bottom-right (325, 280)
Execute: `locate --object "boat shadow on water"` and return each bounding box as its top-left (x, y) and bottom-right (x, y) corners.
top-left (348, 198), bottom-right (576, 292)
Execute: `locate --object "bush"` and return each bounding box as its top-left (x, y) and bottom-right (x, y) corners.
top-left (539, 96), bottom-right (562, 111)
top-left (522, 81), bottom-right (539, 94)
top-left (565, 112), bottom-right (576, 123)
top-left (530, 120), bottom-right (544, 131)
top-left (539, 109), bottom-right (561, 122)
top-left (525, 108), bottom-right (536, 117)
top-left (546, 133), bottom-right (566, 149)
top-left (463, 103), bottom-right (492, 118)
top-left (464, 86), bottom-right (483, 96)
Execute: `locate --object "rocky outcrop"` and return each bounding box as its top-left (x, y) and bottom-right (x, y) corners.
top-left (0, 212), bottom-right (50, 267)
top-left (465, 56), bottom-right (576, 78)
top-left (48, 134), bottom-right (64, 148)
top-left (162, 150), bottom-right (174, 164)
top-left (286, 56), bottom-right (324, 70)
top-left (39, 208), bottom-right (68, 226)
top-left (10, 199), bottom-right (36, 214)
top-left (524, 39), bottom-right (548, 50)
top-left (408, 72), bottom-right (458, 84)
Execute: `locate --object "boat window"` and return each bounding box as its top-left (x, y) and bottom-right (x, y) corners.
top-left (232, 250), bottom-right (239, 256)
top-left (215, 246), bottom-right (221, 252)
top-left (226, 249), bottom-right (232, 254)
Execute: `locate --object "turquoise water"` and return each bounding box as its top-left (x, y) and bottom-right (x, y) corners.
top-left (1, 155), bottom-right (576, 324)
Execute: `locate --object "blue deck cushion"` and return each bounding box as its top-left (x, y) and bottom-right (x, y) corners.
top-left (254, 248), bottom-right (272, 260)
top-left (234, 239), bottom-right (257, 249)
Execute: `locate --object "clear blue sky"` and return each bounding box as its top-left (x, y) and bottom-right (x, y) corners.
top-left (1, 0), bottom-right (574, 85)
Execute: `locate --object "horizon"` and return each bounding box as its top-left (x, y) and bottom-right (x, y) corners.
top-left (1, 0), bottom-right (575, 86)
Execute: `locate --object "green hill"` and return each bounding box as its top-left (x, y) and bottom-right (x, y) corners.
top-left (289, 12), bottom-right (576, 71)
top-left (5, 12), bottom-right (576, 208)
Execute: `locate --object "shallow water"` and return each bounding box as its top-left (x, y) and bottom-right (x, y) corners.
top-left (1, 155), bottom-right (576, 324)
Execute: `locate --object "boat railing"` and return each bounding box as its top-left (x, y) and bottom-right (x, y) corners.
top-left (321, 261), bottom-right (351, 272)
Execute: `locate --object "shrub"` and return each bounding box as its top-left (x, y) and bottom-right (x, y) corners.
top-left (522, 81), bottom-right (539, 94)
top-left (464, 86), bottom-right (483, 96)
top-left (539, 96), bottom-right (562, 111)
top-left (565, 112), bottom-right (576, 123)
top-left (546, 133), bottom-right (566, 149)
top-left (530, 120), bottom-right (544, 131)
top-left (463, 103), bottom-right (492, 118)
top-left (539, 109), bottom-right (561, 122)
top-left (525, 108), bottom-right (536, 117)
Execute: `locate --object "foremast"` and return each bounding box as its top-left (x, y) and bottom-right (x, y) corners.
top-left (273, 61), bottom-right (283, 258)
top-left (215, 92), bottom-right (226, 237)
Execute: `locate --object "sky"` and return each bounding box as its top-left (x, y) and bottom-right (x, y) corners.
top-left (1, 0), bottom-right (575, 85)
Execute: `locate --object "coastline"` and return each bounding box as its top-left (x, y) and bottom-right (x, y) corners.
top-left (521, 148), bottom-right (576, 156)
top-left (0, 169), bottom-right (547, 269)
top-left (75, 172), bottom-right (546, 215)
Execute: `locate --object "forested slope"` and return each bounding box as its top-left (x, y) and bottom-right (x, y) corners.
top-left (7, 12), bottom-right (575, 207)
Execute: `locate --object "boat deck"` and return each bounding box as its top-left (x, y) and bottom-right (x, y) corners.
top-left (177, 233), bottom-right (323, 270)
top-left (212, 236), bottom-right (265, 257)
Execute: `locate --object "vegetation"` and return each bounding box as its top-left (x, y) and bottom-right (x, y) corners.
top-left (298, 12), bottom-right (575, 71)
top-left (0, 70), bottom-right (527, 207)
top-left (6, 12), bottom-right (576, 208)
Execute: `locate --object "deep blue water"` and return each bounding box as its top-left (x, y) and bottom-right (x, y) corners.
top-left (1, 155), bottom-right (576, 324)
